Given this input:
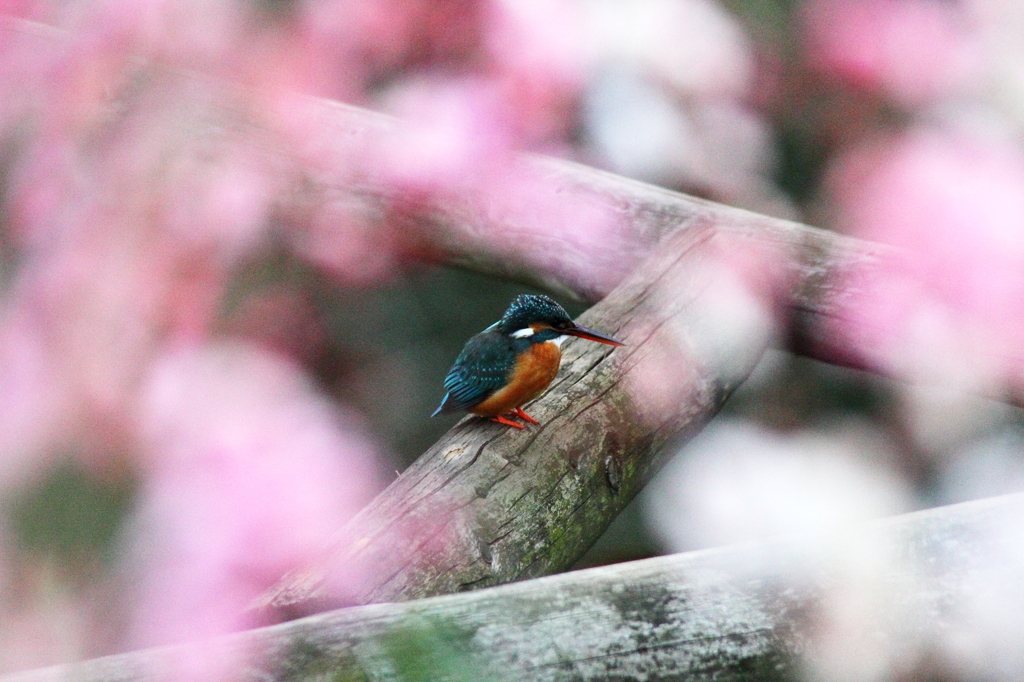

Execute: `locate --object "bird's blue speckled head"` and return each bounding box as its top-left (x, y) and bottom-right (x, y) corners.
top-left (496, 294), bottom-right (573, 335)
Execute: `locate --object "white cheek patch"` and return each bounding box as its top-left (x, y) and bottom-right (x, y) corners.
top-left (511, 327), bottom-right (535, 338)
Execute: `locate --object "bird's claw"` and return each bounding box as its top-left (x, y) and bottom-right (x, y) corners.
top-left (513, 407), bottom-right (539, 425)
top-left (491, 414), bottom-right (526, 429)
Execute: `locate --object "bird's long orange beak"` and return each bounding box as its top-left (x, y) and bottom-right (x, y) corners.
top-left (565, 324), bottom-right (624, 346)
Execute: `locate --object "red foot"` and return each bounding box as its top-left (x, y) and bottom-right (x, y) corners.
top-left (491, 414), bottom-right (525, 429)
top-left (513, 407), bottom-right (539, 425)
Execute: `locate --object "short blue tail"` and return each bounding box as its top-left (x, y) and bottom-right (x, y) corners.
top-left (431, 393), bottom-right (451, 417)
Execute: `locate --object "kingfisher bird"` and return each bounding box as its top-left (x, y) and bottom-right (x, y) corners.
top-left (432, 294), bottom-right (624, 428)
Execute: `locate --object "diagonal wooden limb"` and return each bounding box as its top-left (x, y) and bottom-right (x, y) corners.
top-left (257, 216), bottom-right (786, 614)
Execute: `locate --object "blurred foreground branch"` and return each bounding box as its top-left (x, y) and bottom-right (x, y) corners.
top-left (284, 97), bottom-right (894, 377)
top-left (11, 491), bottom-right (1024, 681)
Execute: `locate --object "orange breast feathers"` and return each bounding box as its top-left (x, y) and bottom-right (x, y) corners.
top-left (468, 341), bottom-right (563, 417)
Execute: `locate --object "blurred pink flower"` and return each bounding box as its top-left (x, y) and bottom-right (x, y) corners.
top-left (127, 344), bottom-right (385, 652)
top-left (223, 286), bottom-right (329, 366)
top-left (802, 0), bottom-right (978, 105)
top-left (378, 75), bottom-right (521, 191)
top-left (645, 418), bottom-right (912, 551)
top-left (483, 0), bottom-right (583, 146)
top-left (825, 127), bottom-right (1024, 391)
top-left (298, 0), bottom-right (486, 102)
top-left (0, 310), bottom-right (71, 489)
top-left (580, 0), bottom-right (754, 98)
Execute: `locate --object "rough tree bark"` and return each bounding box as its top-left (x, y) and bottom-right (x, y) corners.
top-left (10, 491), bottom-right (1023, 682)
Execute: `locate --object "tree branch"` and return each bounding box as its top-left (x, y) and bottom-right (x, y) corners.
top-left (11, 492), bottom-right (1023, 682)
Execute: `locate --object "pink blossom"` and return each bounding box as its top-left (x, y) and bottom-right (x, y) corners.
top-left (297, 0), bottom-right (487, 102)
top-left (824, 127), bottom-right (1024, 391)
top-left (0, 311), bottom-right (71, 489)
top-left (378, 75), bottom-right (522, 191)
top-left (126, 344), bottom-right (384, 652)
top-left (483, 0), bottom-right (584, 146)
top-left (802, 0), bottom-right (978, 105)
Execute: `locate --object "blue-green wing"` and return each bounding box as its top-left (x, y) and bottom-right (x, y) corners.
top-left (433, 332), bottom-right (516, 415)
